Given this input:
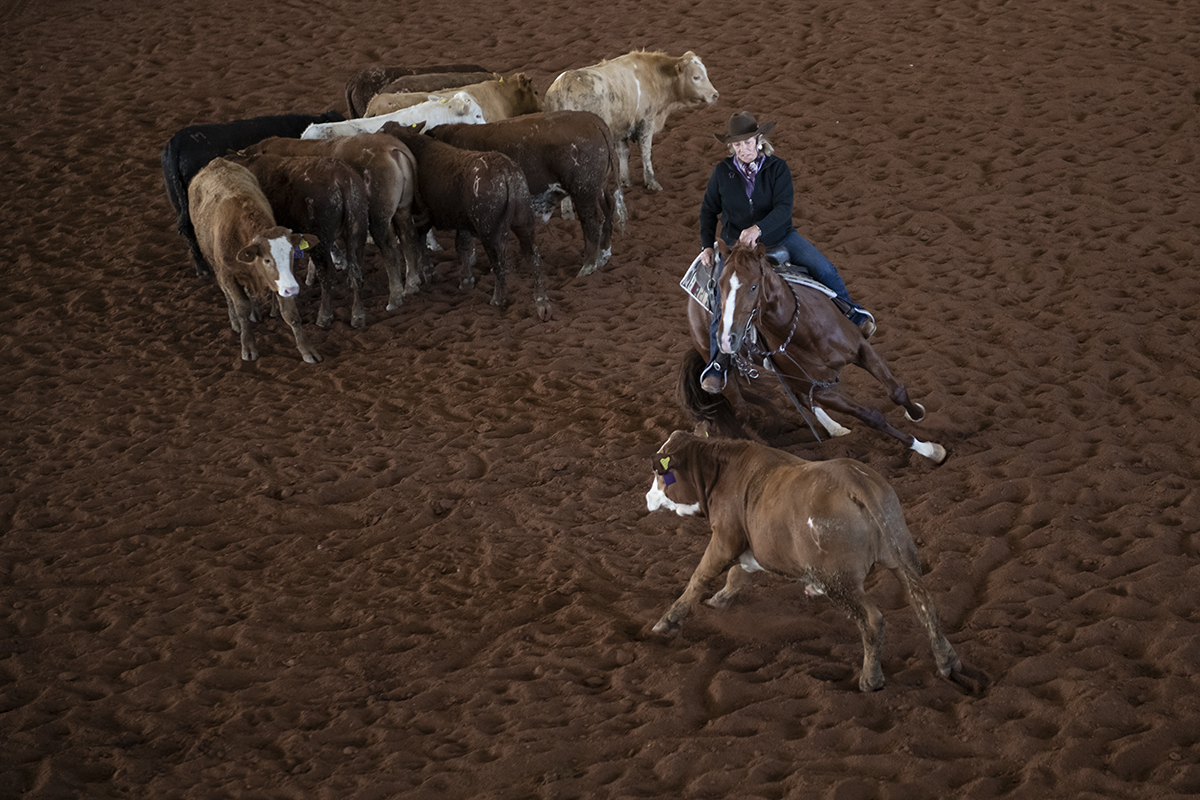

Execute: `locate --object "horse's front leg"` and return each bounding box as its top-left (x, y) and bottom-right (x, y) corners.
top-left (813, 384), bottom-right (947, 463)
top-left (856, 342), bottom-right (928, 423)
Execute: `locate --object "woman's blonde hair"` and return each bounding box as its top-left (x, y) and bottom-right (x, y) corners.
top-left (726, 135), bottom-right (775, 157)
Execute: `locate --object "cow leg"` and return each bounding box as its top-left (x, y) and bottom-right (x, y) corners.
top-left (890, 558), bottom-right (987, 694)
top-left (345, 223), bottom-right (368, 329)
top-left (652, 531), bottom-right (739, 636)
top-left (480, 236), bottom-right (508, 310)
top-left (637, 130), bottom-right (662, 191)
top-left (455, 230), bottom-right (479, 291)
top-left (309, 250), bottom-right (336, 329)
top-left (277, 295), bottom-right (322, 364)
top-left (514, 223), bottom-right (550, 322)
top-left (219, 282), bottom-right (259, 362)
top-left (392, 207), bottom-right (426, 298)
top-left (574, 190), bottom-right (611, 277)
top-left (559, 196), bottom-right (576, 221)
top-left (614, 139), bottom-right (632, 190)
top-left (825, 585), bottom-right (887, 692)
top-left (370, 209), bottom-right (407, 312)
top-left (812, 385), bottom-right (947, 463)
top-left (705, 563), bottom-right (753, 610)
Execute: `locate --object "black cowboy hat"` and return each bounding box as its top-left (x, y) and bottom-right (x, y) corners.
top-left (714, 111), bottom-right (776, 144)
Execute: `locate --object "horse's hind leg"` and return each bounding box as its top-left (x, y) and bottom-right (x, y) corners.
top-left (813, 385), bottom-right (947, 463)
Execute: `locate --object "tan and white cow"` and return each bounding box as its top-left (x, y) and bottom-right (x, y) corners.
top-left (189, 158), bottom-right (320, 363)
top-left (545, 50), bottom-right (718, 191)
top-left (645, 430), bottom-right (987, 694)
top-left (365, 74), bottom-right (542, 122)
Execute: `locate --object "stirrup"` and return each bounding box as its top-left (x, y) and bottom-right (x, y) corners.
top-left (700, 359), bottom-right (727, 393)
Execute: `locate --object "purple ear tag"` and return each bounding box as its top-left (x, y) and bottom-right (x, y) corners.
top-left (662, 471), bottom-right (676, 486)
top-left (293, 246), bottom-right (306, 260)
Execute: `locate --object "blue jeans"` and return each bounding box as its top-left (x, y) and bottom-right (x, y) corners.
top-left (707, 233), bottom-right (867, 362)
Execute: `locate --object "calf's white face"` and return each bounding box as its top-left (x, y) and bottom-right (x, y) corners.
top-left (266, 235), bottom-right (300, 297)
top-left (646, 474), bottom-right (700, 516)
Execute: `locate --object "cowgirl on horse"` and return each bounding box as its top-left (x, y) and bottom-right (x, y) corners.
top-left (697, 111), bottom-right (876, 393)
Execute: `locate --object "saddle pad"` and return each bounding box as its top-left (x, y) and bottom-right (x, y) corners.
top-left (680, 254), bottom-right (836, 308)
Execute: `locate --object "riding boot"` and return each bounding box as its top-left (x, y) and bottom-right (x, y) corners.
top-left (832, 297), bottom-right (877, 338)
top-left (700, 352), bottom-right (731, 394)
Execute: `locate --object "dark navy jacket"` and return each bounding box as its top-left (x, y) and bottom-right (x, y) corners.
top-left (699, 154), bottom-right (796, 249)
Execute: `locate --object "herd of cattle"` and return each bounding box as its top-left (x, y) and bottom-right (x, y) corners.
top-left (160, 49), bottom-right (988, 693)
top-left (160, 50), bottom-right (720, 363)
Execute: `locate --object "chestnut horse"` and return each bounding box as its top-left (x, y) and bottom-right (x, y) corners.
top-left (681, 241), bottom-right (946, 463)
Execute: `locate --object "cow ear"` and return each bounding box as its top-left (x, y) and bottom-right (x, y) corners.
top-left (654, 455), bottom-right (671, 475)
top-left (292, 233), bottom-right (319, 250)
top-left (237, 243), bottom-right (259, 263)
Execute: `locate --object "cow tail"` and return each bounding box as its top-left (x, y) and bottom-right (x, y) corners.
top-left (596, 118), bottom-right (628, 233)
top-left (345, 172), bottom-right (370, 266)
top-left (677, 349), bottom-right (755, 440)
top-left (344, 77), bottom-right (360, 119)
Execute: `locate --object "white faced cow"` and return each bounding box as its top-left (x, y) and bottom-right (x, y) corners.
top-left (188, 158), bottom-right (320, 363)
top-left (645, 430), bottom-right (987, 694)
top-left (545, 50), bottom-right (718, 191)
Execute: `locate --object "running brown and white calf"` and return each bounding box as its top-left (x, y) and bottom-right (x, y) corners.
top-left (645, 430), bottom-right (986, 693)
top-left (188, 158), bottom-right (319, 363)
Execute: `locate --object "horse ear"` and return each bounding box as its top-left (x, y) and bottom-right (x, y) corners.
top-left (716, 240), bottom-right (730, 259)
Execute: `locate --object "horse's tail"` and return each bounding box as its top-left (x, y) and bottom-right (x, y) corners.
top-left (677, 349), bottom-right (754, 439)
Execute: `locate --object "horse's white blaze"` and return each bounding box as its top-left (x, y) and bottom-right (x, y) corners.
top-left (645, 476), bottom-right (700, 516)
top-left (738, 551), bottom-right (766, 573)
top-left (814, 407), bottom-right (851, 437)
top-left (720, 273), bottom-right (741, 353)
top-left (268, 237), bottom-right (300, 297)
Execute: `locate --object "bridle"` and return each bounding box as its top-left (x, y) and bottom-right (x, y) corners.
top-left (723, 255), bottom-right (839, 441)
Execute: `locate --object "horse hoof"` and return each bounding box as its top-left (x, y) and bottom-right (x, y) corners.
top-left (905, 402), bottom-right (926, 423)
top-left (912, 440), bottom-right (947, 463)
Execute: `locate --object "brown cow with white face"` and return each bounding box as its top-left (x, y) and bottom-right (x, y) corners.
top-left (188, 158), bottom-right (319, 363)
top-left (545, 50), bottom-right (719, 191)
top-left (365, 74), bottom-right (542, 122)
top-left (645, 431), bottom-right (987, 694)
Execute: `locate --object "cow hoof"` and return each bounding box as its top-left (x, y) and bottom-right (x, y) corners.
top-left (651, 619), bottom-right (681, 638)
top-left (386, 300), bottom-right (402, 312)
top-left (646, 179), bottom-right (663, 191)
top-left (302, 351), bottom-right (323, 364)
top-left (904, 402), bottom-right (926, 423)
top-left (460, 278), bottom-right (476, 291)
top-left (351, 313), bottom-right (367, 329)
top-left (859, 675), bottom-right (885, 693)
top-left (536, 300), bottom-right (552, 322)
top-left (577, 263), bottom-right (598, 278)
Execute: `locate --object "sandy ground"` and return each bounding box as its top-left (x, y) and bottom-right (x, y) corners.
top-left (2, 0), bottom-right (1199, 797)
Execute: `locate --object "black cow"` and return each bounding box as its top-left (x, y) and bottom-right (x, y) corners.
top-left (161, 111), bottom-right (344, 278)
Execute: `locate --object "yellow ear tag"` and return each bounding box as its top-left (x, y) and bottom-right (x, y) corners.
top-left (659, 457), bottom-right (671, 470)
top-left (439, 98), bottom-right (447, 104)
top-left (299, 240), bottom-right (311, 250)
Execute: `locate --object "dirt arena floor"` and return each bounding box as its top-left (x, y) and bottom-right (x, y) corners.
top-left (2, 0), bottom-right (1198, 797)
